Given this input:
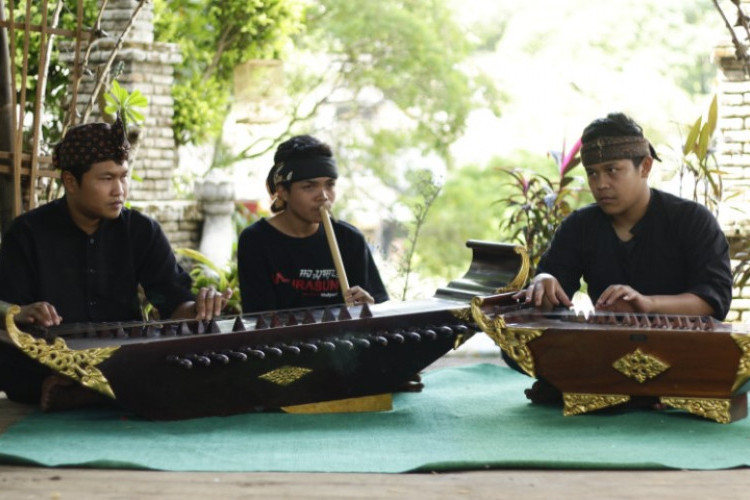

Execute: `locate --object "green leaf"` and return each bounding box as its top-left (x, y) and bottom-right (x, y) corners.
top-left (126, 90), bottom-right (149, 108)
top-left (127, 109), bottom-right (145, 123)
top-left (697, 122), bottom-right (711, 161)
top-left (683, 116), bottom-right (702, 156)
top-left (706, 94), bottom-right (718, 139)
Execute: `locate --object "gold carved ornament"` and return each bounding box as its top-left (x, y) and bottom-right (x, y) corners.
top-left (612, 348), bottom-right (670, 383)
top-left (470, 296), bottom-right (542, 377)
top-left (659, 397), bottom-right (732, 424)
top-left (495, 245), bottom-right (531, 294)
top-left (563, 393), bottom-right (630, 416)
top-left (259, 365), bottom-right (313, 386)
top-left (1, 305), bottom-right (118, 398)
top-left (730, 333), bottom-right (750, 393)
top-left (449, 308), bottom-right (473, 349)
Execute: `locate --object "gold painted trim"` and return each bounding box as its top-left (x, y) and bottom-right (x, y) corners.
top-left (259, 365), bottom-right (313, 386)
top-left (562, 393), bottom-right (630, 416)
top-left (470, 296), bottom-right (542, 377)
top-left (470, 295), bottom-right (497, 338)
top-left (496, 245), bottom-right (530, 293)
top-left (282, 393), bottom-right (392, 414)
top-left (451, 307), bottom-right (473, 349)
top-left (3, 305), bottom-right (118, 398)
top-left (731, 333), bottom-right (750, 393)
top-left (612, 348), bottom-right (670, 383)
top-left (452, 306), bottom-right (472, 323)
top-left (498, 327), bottom-right (543, 377)
top-left (660, 396), bottom-right (732, 424)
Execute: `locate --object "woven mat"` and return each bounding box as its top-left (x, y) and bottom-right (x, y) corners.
top-left (0, 363), bottom-right (747, 472)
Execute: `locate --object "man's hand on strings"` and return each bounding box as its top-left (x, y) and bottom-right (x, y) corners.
top-left (512, 273), bottom-right (572, 310)
top-left (596, 284), bottom-right (652, 313)
top-left (16, 302), bottom-right (62, 327)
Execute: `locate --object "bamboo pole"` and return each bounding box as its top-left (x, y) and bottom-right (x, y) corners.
top-left (27, 0), bottom-right (51, 210)
top-left (12, 0), bottom-right (33, 216)
top-left (0, 0), bottom-right (14, 232)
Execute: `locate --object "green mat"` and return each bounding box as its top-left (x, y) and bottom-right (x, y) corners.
top-left (0, 363), bottom-right (749, 472)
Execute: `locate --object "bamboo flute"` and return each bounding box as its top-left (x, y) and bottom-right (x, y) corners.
top-left (319, 205), bottom-right (352, 304)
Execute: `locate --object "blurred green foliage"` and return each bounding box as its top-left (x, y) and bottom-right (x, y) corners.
top-left (153, 0), bottom-right (303, 145)
top-left (175, 247), bottom-right (242, 315)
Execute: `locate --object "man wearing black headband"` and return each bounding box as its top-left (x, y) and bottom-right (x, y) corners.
top-left (0, 116), bottom-right (231, 408)
top-left (238, 135), bottom-right (388, 313)
top-left (515, 112), bottom-right (732, 320)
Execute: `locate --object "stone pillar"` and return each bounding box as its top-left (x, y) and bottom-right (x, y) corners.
top-left (195, 171), bottom-right (237, 267)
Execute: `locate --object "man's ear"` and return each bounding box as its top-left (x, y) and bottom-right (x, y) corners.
top-left (639, 156), bottom-right (653, 178)
top-left (60, 170), bottom-right (78, 192)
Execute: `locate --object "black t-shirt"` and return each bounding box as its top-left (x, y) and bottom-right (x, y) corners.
top-left (237, 218), bottom-right (388, 313)
top-left (0, 197), bottom-right (194, 322)
top-left (537, 189), bottom-right (732, 319)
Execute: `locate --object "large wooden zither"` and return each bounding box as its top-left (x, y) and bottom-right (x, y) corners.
top-left (0, 240), bottom-right (528, 420)
top-left (472, 293), bottom-right (750, 423)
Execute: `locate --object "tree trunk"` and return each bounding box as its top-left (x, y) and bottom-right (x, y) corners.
top-left (0, 0), bottom-right (15, 235)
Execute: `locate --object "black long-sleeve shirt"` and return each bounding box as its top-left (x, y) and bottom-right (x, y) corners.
top-left (537, 189), bottom-right (732, 320)
top-left (0, 197), bottom-right (194, 322)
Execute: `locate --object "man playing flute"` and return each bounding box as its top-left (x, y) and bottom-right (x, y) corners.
top-left (0, 116), bottom-right (231, 408)
top-left (237, 135), bottom-right (388, 313)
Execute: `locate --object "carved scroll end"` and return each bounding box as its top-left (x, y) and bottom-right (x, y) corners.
top-left (3, 305), bottom-right (118, 399)
top-left (495, 245), bottom-right (530, 293)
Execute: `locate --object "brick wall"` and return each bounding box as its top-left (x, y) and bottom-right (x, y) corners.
top-left (714, 30), bottom-right (750, 321)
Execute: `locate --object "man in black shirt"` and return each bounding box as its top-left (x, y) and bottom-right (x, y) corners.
top-left (238, 135), bottom-right (388, 313)
top-left (0, 116), bottom-right (231, 406)
top-left (515, 113), bottom-right (732, 319)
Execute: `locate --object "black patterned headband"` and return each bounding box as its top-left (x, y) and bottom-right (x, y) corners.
top-left (580, 136), bottom-right (651, 167)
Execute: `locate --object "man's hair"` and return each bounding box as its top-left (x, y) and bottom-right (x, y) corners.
top-left (265, 135), bottom-right (335, 213)
top-left (273, 135), bottom-right (333, 164)
top-left (581, 112), bottom-right (659, 166)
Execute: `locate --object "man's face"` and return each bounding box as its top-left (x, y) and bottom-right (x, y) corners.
top-left (280, 176), bottom-right (337, 224)
top-left (66, 160), bottom-right (129, 221)
top-left (584, 157), bottom-right (651, 218)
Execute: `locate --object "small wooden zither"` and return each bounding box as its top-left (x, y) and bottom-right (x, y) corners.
top-left (471, 293), bottom-right (750, 423)
top-left (0, 241), bottom-right (529, 421)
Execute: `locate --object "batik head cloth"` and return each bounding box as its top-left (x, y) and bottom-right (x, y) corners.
top-left (52, 115), bottom-right (130, 171)
top-left (580, 136), bottom-right (652, 167)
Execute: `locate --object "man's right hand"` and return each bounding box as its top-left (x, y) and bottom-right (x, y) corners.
top-left (16, 302), bottom-right (62, 327)
top-left (512, 273), bottom-right (573, 310)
